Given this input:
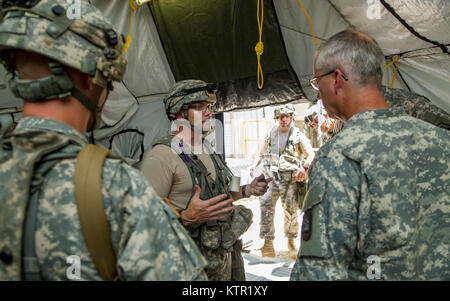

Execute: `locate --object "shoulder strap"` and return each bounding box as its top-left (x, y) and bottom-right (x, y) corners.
top-left (0, 131), bottom-right (70, 281)
top-left (74, 144), bottom-right (118, 281)
top-left (282, 127), bottom-right (294, 153)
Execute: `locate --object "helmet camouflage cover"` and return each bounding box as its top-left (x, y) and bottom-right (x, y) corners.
top-left (164, 79), bottom-right (217, 120)
top-left (304, 104), bottom-right (318, 124)
top-left (0, 0), bottom-right (127, 104)
top-left (274, 103), bottom-right (296, 119)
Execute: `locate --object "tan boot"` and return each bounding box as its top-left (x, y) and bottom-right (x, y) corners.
top-left (260, 239), bottom-right (276, 258)
top-left (288, 238), bottom-right (298, 260)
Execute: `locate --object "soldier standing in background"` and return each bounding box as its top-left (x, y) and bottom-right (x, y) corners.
top-left (304, 103), bottom-right (343, 147)
top-left (304, 88), bottom-right (450, 147)
top-left (382, 87), bottom-right (450, 131)
top-left (252, 104), bottom-right (315, 260)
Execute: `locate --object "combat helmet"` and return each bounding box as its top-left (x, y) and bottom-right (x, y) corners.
top-left (0, 0), bottom-right (127, 123)
top-left (274, 103), bottom-right (296, 119)
top-left (164, 79), bottom-right (217, 121)
top-left (304, 104), bottom-right (318, 126)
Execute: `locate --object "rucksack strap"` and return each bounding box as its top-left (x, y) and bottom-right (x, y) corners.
top-left (74, 144), bottom-right (118, 281)
top-left (282, 126), bottom-right (294, 153)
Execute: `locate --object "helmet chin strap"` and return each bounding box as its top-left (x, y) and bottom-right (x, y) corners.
top-left (9, 59), bottom-right (105, 132)
top-left (86, 101), bottom-right (105, 132)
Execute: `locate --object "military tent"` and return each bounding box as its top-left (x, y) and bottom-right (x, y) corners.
top-left (1, 0), bottom-right (449, 166)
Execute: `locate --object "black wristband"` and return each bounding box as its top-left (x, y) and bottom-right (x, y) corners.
top-left (177, 210), bottom-right (184, 224)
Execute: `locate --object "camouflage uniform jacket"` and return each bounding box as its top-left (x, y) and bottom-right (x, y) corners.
top-left (263, 125), bottom-right (313, 173)
top-left (0, 117), bottom-right (207, 281)
top-left (291, 108), bottom-right (450, 280)
top-left (382, 87), bottom-right (449, 131)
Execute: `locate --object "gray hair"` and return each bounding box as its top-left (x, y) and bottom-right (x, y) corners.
top-left (315, 29), bottom-right (385, 89)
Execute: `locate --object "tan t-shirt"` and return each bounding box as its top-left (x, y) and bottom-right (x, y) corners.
top-left (141, 142), bottom-right (217, 212)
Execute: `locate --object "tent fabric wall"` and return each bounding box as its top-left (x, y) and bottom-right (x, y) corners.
top-left (88, 0), bottom-right (175, 162)
top-left (1, 0), bottom-right (448, 112)
top-left (396, 51), bottom-right (450, 113)
top-left (329, 0), bottom-right (450, 113)
top-left (273, 0), bottom-right (450, 112)
top-left (273, 0), bottom-right (349, 100)
top-left (1, 0), bottom-right (449, 166)
top-left (90, 0), bottom-right (175, 97)
top-left (149, 0), bottom-right (306, 112)
top-left (92, 95), bottom-right (170, 167)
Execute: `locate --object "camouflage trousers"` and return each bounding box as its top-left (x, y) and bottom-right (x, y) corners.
top-left (260, 171), bottom-right (299, 241)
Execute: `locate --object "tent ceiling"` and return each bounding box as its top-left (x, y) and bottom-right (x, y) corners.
top-left (1, 0), bottom-right (449, 112)
top-left (273, 0), bottom-right (450, 112)
top-left (330, 0), bottom-right (450, 56)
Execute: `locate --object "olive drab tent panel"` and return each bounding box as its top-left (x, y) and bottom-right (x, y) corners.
top-left (149, 0), bottom-right (305, 112)
top-left (1, 0), bottom-right (449, 166)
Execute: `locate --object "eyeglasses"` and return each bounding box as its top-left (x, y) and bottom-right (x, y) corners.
top-left (189, 103), bottom-right (213, 112)
top-left (309, 70), bottom-right (348, 91)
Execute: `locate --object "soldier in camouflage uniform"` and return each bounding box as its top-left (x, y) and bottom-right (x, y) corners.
top-left (304, 103), bottom-right (343, 147)
top-left (140, 79), bottom-right (271, 280)
top-left (291, 29), bottom-right (450, 280)
top-left (0, 0), bottom-right (207, 281)
top-left (304, 88), bottom-right (449, 148)
top-left (253, 104), bottom-right (315, 260)
top-left (382, 86), bottom-right (450, 131)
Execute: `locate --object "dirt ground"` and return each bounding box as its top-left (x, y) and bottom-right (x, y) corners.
top-left (235, 196), bottom-right (304, 281)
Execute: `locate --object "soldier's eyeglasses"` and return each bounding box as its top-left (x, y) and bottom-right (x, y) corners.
top-left (189, 103), bottom-right (213, 112)
top-left (310, 70), bottom-right (348, 91)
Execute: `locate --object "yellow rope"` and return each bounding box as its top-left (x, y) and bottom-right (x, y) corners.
top-left (384, 55), bottom-right (399, 71)
top-left (255, 0), bottom-right (264, 89)
top-left (297, 0), bottom-right (321, 46)
top-left (129, 0), bottom-right (139, 10)
top-left (164, 198), bottom-right (181, 218)
top-left (123, 1), bottom-right (138, 54)
top-left (384, 56), bottom-right (400, 88)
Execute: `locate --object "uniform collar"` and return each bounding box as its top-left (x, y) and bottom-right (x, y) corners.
top-left (345, 107), bottom-right (406, 127)
top-left (14, 116), bottom-right (88, 144)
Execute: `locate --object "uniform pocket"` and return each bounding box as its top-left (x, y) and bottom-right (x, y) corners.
top-left (200, 227), bottom-right (221, 250)
top-left (299, 184), bottom-right (331, 258)
top-left (221, 223), bottom-right (235, 250)
top-left (230, 205), bottom-right (253, 238)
